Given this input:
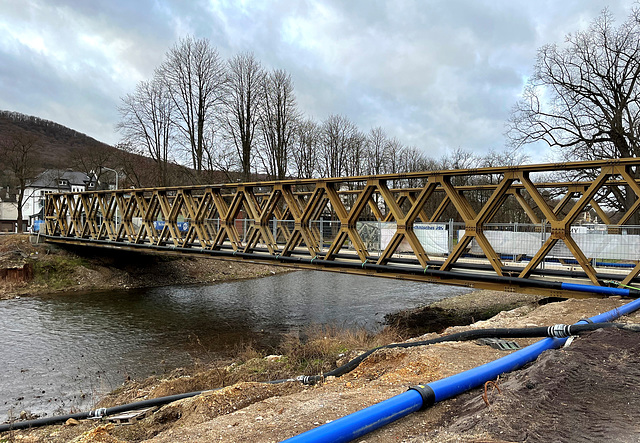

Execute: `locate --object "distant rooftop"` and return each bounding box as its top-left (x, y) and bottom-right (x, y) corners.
top-left (29, 169), bottom-right (97, 191)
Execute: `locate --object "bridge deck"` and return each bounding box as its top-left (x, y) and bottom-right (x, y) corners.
top-left (43, 158), bottom-right (640, 297)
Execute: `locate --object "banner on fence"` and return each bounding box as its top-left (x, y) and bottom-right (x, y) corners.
top-left (461, 228), bottom-right (640, 261)
top-left (357, 222), bottom-right (449, 254)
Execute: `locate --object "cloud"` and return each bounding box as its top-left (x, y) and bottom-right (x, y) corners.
top-left (0, 0), bottom-right (637, 162)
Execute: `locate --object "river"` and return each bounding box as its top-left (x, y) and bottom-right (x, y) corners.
top-left (0, 271), bottom-right (471, 422)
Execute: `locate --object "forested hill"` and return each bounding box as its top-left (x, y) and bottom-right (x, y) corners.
top-left (0, 111), bottom-right (215, 189)
top-left (0, 110), bottom-right (118, 171)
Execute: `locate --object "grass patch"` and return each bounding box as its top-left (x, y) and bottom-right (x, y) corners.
top-left (275, 325), bottom-right (401, 376)
top-left (32, 256), bottom-right (90, 290)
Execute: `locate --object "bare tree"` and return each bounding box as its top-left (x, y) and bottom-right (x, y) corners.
top-left (292, 119), bottom-right (320, 179)
top-left (319, 115), bottom-right (359, 178)
top-left (398, 146), bottom-right (432, 187)
top-left (383, 137), bottom-right (405, 174)
top-left (437, 147), bottom-right (478, 171)
top-left (476, 149), bottom-right (535, 222)
top-left (478, 148), bottom-right (530, 184)
top-left (114, 142), bottom-right (148, 188)
top-left (508, 7), bottom-right (640, 215)
top-left (364, 127), bottom-right (390, 175)
top-left (70, 144), bottom-right (114, 184)
top-left (480, 147), bottom-right (529, 168)
top-left (160, 36), bottom-right (226, 178)
top-left (206, 142), bottom-right (239, 182)
top-left (259, 69), bottom-right (300, 179)
top-left (343, 130), bottom-right (367, 178)
top-left (434, 148), bottom-right (479, 187)
top-left (223, 52), bottom-right (265, 181)
top-left (0, 132), bottom-right (41, 231)
top-left (117, 75), bottom-right (174, 186)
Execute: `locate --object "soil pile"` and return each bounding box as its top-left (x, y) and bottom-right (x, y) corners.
top-left (0, 234), bottom-right (37, 268)
top-left (386, 290), bottom-right (545, 334)
top-left (426, 328), bottom-right (640, 442)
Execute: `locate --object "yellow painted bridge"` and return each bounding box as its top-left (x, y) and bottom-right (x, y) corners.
top-left (43, 158), bottom-right (640, 297)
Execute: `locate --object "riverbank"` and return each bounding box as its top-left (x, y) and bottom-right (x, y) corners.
top-left (4, 289), bottom-right (639, 442)
top-left (3, 233), bottom-right (639, 441)
top-left (0, 234), bottom-right (287, 300)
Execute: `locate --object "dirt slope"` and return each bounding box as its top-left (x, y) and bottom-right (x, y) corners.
top-left (423, 327), bottom-right (640, 442)
top-left (0, 234), bottom-right (286, 299)
top-left (5, 296), bottom-right (639, 442)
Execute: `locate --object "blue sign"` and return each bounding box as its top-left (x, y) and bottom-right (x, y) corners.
top-left (153, 221), bottom-right (189, 232)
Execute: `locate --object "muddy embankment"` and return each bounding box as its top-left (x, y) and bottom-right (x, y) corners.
top-left (5, 292), bottom-right (639, 442)
top-left (0, 234), bottom-right (287, 300)
top-left (3, 233), bottom-right (640, 442)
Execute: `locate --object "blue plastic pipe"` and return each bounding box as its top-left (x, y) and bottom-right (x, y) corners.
top-left (283, 287), bottom-right (640, 443)
top-left (560, 282), bottom-right (632, 297)
top-left (283, 389), bottom-right (424, 443)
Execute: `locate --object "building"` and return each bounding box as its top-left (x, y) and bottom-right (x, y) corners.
top-left (0, 188), bottom-right (18, 232)
top-left (21, 169), bottom-right (98, 227)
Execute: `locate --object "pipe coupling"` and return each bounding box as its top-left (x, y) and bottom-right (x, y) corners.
top-left (408, 384), bottom-right (436, 409)
top-left (547, 324), bottom-right (572, 338)
top-left (296, 375), bottom-right (319, 385)
top-left (90, 408), bottom-right (108, 418)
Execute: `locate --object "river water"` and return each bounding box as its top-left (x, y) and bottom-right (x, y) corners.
top-left (0, 271), bottom-right (471, 422)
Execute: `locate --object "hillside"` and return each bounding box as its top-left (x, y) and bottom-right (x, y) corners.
top-left (0, 111), bottom-right (236, 189)
top-left (0, 110), bottom-right (119, 172)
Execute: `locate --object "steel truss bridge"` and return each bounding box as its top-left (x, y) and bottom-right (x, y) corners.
top-left (42, 158), bottom-right (640, 297)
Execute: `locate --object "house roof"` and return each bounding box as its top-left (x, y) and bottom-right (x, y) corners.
top-left (29, 169), bottom-right (96, 190)
top-left (0, 194), bottom-right (17, 203)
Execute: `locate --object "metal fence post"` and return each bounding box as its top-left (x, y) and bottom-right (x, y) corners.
top-left (449, 219), bottom-right (454, 254)
top-left (243, 218), bottom-right (247, 242)
top-left (273, 216), bottom-right (277, 244)
top-left (540, 220), bottom-right (546, 270)
top-left (513, 222), bottom-right (518, 262)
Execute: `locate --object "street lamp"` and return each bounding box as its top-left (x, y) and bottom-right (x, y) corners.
top-left (100, 166), bottom-right (119, 234)
top-left (100, 166), bottom-right (118, 191)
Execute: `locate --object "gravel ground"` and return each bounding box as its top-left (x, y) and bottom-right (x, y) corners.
top-left (5, 292), bottom-right (640, 442)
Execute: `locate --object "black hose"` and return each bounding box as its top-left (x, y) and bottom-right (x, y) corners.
top-left (297, 322), bottom-right (639, 384)
top-left (3, 321), bottom-right (637, 433)
top-left (0, 390), bottom-right (213, 432)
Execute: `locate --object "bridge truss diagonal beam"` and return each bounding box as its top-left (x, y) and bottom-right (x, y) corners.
top-left (43, 158), bottom-right (640, 297)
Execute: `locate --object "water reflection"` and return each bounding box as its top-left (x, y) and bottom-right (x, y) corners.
top-left (0, 271), bottom-right (471, 421)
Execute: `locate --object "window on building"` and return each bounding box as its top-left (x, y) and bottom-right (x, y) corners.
top-left (40, 190), bottom-right (54, 208)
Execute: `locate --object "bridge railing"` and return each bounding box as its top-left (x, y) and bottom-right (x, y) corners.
top-left (42, 158), bottom-right (640, 292)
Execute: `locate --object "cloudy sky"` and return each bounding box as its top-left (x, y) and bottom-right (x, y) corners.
top-left (0, 0), bottom-right (636, 164)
